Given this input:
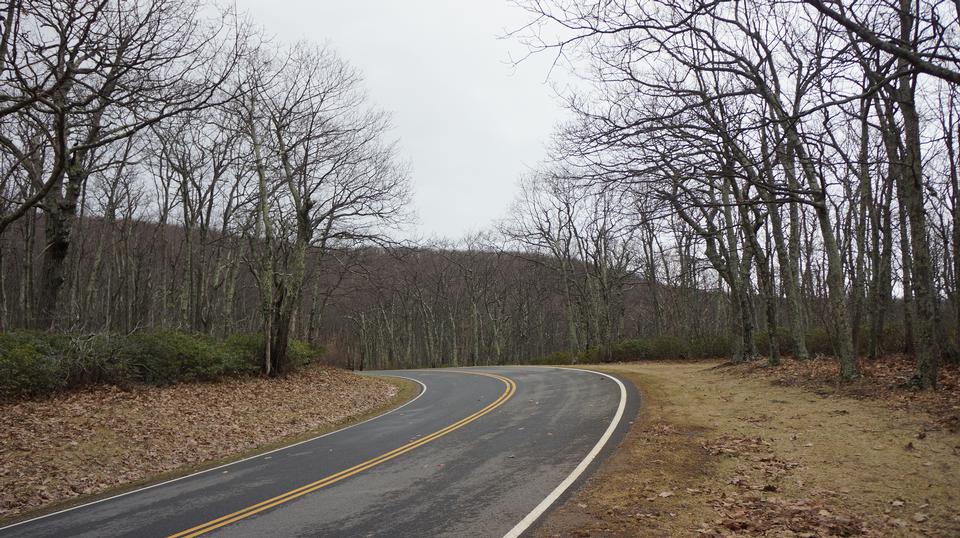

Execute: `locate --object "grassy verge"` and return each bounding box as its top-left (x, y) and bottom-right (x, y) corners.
top-left (0, 371), bottom-right (418, 525)
top-left (537, 362), bottom-right (960, 537)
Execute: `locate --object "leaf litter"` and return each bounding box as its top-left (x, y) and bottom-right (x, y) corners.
top-left (0, 367), bottom-right (398, 520)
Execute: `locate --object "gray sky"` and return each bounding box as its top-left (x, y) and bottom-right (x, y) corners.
top-left (234, 1), bottom-right (566, 239)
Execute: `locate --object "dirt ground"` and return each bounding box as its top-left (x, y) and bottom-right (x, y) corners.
top-left (537, 361), bottom-right (960, 537)
top-left (0, 367), bottom-right (413, 522)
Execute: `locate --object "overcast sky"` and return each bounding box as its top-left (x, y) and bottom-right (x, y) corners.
top-left (234, 0), bottom-right (567, 239)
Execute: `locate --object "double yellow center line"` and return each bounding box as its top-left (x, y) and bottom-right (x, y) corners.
top-left (168, 371), bottom-right (517, 537)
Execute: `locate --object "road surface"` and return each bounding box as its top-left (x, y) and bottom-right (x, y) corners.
top-left (0, 366), bottom-right (637, 537)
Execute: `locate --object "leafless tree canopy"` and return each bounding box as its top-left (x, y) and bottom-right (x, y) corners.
top-left (500, 0), bottom-right (959, 387)
top-left (1, 0), bottom-right (958, 388)
top-left (0, 1), bottom-right (409, 373)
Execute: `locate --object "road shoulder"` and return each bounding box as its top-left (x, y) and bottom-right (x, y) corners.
top-left (535, 362), bottom-right (960, 537)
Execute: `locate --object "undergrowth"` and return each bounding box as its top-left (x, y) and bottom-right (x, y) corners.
top-left (0, 330), bottom-right (322, 399)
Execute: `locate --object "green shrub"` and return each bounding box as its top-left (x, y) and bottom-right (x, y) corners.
top-left (0, 332), bottom-right (70, 397)
top-left (528, 351), bottom-right (576, 365)
top-left (648, 335), bottom-right (690, 360)
top-left (522, 321), bottom-right (934, 367)
top-left (527, 333), bottom-right (735, 366)
top-left (0, 330), bottom-right (324, 399)
top-left (612, 339), bottom-right (651, 360)
top-left (687, 334), bottom-right (734, 358)
top-left (288, 339), bottom-right (323, 369)
top-left (119, 331), bottom-right (233, 384)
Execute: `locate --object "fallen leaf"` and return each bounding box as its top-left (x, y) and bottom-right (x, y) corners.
top-left (0, 367), bottom-right (396, 519)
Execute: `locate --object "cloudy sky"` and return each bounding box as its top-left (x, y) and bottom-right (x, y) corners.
top-left (234, 0), bottom-right (567, 239)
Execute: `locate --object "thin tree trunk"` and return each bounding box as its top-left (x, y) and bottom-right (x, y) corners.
top-left (764, 138), bottom-right (808, 359)
top-left (788, 134), bottom-right (859, 378)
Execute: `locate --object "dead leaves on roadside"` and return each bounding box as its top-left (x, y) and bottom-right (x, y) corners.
top-left (728, 355), bottom-right (960, 432)
top-left (0, 368), bottom-right (397, 520)
top-left (699, 436), bottom-right (865, 537)
top-left (705, 497), bottom-right (864, 537)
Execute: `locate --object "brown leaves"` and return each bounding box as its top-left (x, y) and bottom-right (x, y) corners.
top-left (701, 435), bottom-right (771, 457)
top-left (709, 496), bottom-right (865, 537)
top-left (728, 355), bottom-right (960, 432)
top-left (0, 368), bottom-right (397, 519)
top-left (696, 433), bottom-right (867, 537)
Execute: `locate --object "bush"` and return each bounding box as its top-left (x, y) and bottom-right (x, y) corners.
top-left (288, 338), bottom-right (323, 369)
top-left (0, 330), bottom-right (324, 399)
top-left (617, 339), bottom-right (651, 360)
top-left (524, 322), bottom-right (932, 367)
top-left (687, 334), bottom-right (734, 359)
top-left (528, 351), bottom-right (577, 365)
top-left (118, 331), bottom-right (249, 384)
top-left (0, 332), bottom-right (71, 397)
top-left (588, 336), bottom-right (720, 362)
top-left (527, 333), bottom-right (735, 366)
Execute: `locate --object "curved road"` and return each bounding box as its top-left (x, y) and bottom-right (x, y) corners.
top-left (0, 367), bottom-right (638, 538)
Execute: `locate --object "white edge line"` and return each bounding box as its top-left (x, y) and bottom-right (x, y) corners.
top-left (0, 374), bottom-right (426, 532)
top-left (502, 366), bottom-right (628, 538)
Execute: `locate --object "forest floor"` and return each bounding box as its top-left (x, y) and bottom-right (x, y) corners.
top-left (0, 367), bottom-right (415, 523)
top-left (538, 358), bottom-right (960, 537)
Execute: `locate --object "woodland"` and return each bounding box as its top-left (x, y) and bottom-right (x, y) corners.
top-left (1, 0), bottom-right (959, 393)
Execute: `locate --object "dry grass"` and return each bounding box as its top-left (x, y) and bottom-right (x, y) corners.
top-left (0, 367), bottom-right (412, 523)
top-left (537, 361), bottom-right (960, 537)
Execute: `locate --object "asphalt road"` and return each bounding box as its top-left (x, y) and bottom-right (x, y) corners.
top-left (1, 366), bottom-right (637, 538)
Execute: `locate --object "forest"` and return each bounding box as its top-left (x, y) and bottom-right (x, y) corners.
top-left (2, 0), bottom-right (959, 391)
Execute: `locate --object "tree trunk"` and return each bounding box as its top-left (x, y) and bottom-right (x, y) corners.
top-left (949, 98), bottom-right (960, 354)
top-left (868, 170), bottom-right (894, 359)
top-left (37, 204), bottom-right (72, 329)
top-left (851, 100), bottom-right (872, 354)
top-left (896, 53), bottom-right (940, 387)
top-left (269, 287), bottom-right (294, 376)
top-left (788, 135), bottom-right (859, 378)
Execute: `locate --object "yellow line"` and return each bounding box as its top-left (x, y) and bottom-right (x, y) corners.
top-left (167, 371), bottom-right (516, 538)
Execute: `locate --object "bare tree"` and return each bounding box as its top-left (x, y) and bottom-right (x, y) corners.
top-left (237, 44), bottom-right (409, 375)
top-left (0, 0), bottom-right (246, 329)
